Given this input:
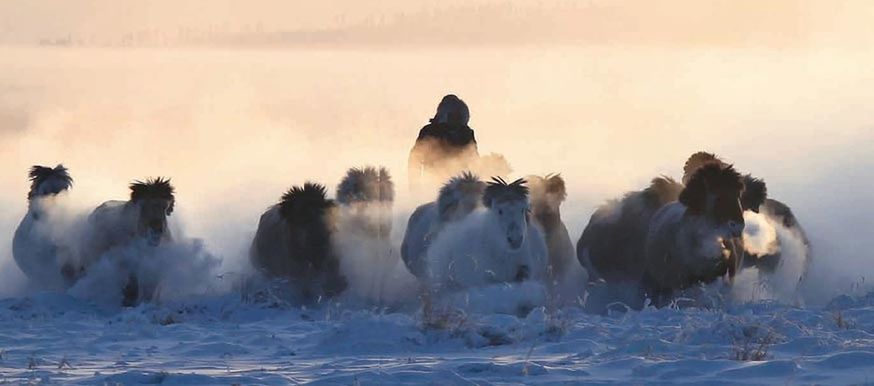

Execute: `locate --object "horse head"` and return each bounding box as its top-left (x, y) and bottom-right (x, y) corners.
top-left (483, 177), bottom-right (530, 251)
top-left (129, 177), bottom-right (175, 246)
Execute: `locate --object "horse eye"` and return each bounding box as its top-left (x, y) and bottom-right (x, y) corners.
top-left (499, 210), bottom-right (503, 215)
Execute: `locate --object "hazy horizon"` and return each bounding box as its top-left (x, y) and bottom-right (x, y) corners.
top-left (2, 1), bottom-right (873, 49)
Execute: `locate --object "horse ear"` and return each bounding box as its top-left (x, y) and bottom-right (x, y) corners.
top-left (679, 177), bottom-right (707, 214)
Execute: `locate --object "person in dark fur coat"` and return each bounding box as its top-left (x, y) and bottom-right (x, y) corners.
top-left (408, 94), bottom-right (479, 197)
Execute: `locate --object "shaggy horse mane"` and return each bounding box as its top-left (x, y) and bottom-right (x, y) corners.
top-left (679, 163), bottom-right (743, 214)
top-left (483, 177), bottom-right (529, 208)
top-left (437, 171), bottom-right (485, 219)
top-left (130, 177), bottom-right (175, 214)
top-left (279, 182), bottom-right (334, 220)
top-left (336, 166), bottom-right (394, 205)
top-left (741, 174), bottom-right (768, 212)
top-left (641, 176), bottom-right (684, 207)
top-left (682, 151), bottom-right (769, 212)
top-left (27, 164), bottom-right (73, 199)
top-left (527, 173), bottom-right (567, 203)
top-left (682, 151), bottom-right (725, 185)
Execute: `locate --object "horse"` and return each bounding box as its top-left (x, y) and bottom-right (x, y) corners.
top-left (576, 175), bottom-right (684, 310)
top-left (79, 177), bottom-right (176, 306)
top-left (12, 164), bottom-right (74, 289)
top-left (526, 174), bottom-right (589, 304)
top-left (250, 183), bottom-right (347, 303)
top-left (472, 152), bottom-right (513, 180)
top-left (335, 166), bottom-right (394, 239)
top-left (577, 176), bottom-right (686, 283)
top-left (401, 171), bottom-right (486, 280)
top-left (682, 151), bottom-right (768, 213)
top-left (682, 151), bottom-right (810, 279)
top-left (334, 166), bottom-right (396, 304)
top-left (644, 163), bottom-right (746, 306)
top-left (425, 177), bottom-right (548, 291)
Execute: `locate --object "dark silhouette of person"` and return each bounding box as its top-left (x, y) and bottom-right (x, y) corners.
top-left (408, 95), bottom-right (479, 196)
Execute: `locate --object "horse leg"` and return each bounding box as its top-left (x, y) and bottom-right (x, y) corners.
top-left (122, 273), bottom-right (139, 307)
top-left (60, 262), bottom-right (83, 287)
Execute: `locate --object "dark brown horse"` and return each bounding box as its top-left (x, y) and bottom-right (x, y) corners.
top-left (682, 151), bottom-right (809, 276)
top-left (250, 183), bottom-right (347, 303)
top-left (644, 163), bottom-right (746, 306)
top-left (576, 175), bottom-right (684, 310)
top-left (577, 177), bottom-right (684, 283)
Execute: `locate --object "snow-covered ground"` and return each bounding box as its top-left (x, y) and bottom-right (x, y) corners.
top-left (1, 284), bottom-right (873, 385)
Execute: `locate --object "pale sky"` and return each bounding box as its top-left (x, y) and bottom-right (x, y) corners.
top-left (1, 1), bottom-right (873, 48)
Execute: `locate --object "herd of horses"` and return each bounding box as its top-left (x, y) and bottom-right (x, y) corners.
top-left (10, 96), bottom-right (810, 312)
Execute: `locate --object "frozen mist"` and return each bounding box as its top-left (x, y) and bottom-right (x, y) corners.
top-left (0, 43), bottom-right (873, 384)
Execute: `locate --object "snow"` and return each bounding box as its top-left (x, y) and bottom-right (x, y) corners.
top-left (0, 283), bottom-right (872, 384)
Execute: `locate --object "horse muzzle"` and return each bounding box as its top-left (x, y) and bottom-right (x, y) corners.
top-left (146, 223), bottom-right (165, 246)
top-left (507, 235), bottom-right (524, 250)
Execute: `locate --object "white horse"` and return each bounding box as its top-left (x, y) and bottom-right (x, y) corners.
top-left (426, 177), bottom-right (548, 291)
top-left (12, 165), bottom-right (74, 289)
top-left (401, 172), bottom-right (485, 279)
top-left (79, 177), bottom-right (176, 306)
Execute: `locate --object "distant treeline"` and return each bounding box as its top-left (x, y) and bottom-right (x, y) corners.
top-left (31, 1), bottom-right (811, 49)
